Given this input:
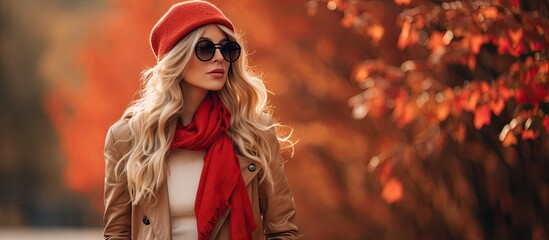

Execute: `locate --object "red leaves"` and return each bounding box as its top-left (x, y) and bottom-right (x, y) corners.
top-left (342, 0), bottom-right (548, 151)
top-left (521, 130), bottom-right (539, 140)
top-left (510, 0), bottom-right (521, 7)
top-left (506, 28), bottom-right (525, 57)
top-left (515, 83), bottom-right (549, 108)
top-left (507, 57), bottom-right (549, 143)
top-left (529, 42), bottom-right (544, 51)
top-left (349, 54), bottom-right (546, 145)
top-left (494, 36), bottom-right (511, 55)
top-left (318, 1), bottom-right (547, 236)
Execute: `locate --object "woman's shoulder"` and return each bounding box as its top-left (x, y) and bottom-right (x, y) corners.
top-left (104, 118), bottom-right (133, 159)
top-left (107, 118), bottom-right (132, 143)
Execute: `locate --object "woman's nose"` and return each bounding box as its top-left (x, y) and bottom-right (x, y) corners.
top-left (211, 48), bottom-right (224, 62)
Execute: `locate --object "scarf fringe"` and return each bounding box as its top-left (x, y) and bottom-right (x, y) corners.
top-left (199, 200), bottom-right (229, 240)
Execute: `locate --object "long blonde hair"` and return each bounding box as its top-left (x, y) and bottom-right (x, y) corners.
top-left (116, 24), bottom-right (288, 206)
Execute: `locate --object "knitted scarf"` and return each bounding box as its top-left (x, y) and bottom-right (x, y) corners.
top-left (170, 92), bottom-right (257, 240)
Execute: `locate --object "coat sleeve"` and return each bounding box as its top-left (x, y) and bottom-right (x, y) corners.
top-left (103, 123), bottom-right (132, 240)
top-left (259, 129), bottom-right (303, 239)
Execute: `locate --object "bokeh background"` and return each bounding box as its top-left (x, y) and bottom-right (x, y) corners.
top-left (1, 0), bottom-right (548, 239)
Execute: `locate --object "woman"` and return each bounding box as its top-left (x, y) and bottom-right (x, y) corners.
top-left (103, 1), bottom-right (302, 239)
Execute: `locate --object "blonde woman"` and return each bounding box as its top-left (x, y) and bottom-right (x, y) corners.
top-left (103, 1), bottom-right (302, 239)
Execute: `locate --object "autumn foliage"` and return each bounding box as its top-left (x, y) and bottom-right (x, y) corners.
top-left (308, 0), bottom-right (548, 239)
top-left (315, 0), bottom-right (549, 143)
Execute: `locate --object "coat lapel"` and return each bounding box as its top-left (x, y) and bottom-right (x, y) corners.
top-left (239, 156), bottom-right (263, 185)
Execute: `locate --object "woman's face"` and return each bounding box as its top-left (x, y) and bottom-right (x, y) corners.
top-left (182, 24), bottom-right (231, 93)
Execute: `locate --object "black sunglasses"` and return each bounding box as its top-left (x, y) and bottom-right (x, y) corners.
top-left (194, 39), bottom-right (241, 62)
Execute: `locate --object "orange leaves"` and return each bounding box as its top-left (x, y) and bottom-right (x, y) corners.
top-left (456, 80), bottom-right (517, 129)
top-left (350, 59), bottom-right (523, 132)
top-left (396, 102), bottom-right (419, 127)
top-left (394, 0), bottom-right (411, 6)
top-left (487, 15), bottom-right (547, 59)
top-left (462, 89), bottom-right (480, 112)
top-left (349, 60), bottom-right (406, 120)
top-left (367, 24), bottom-right (385, 46)
top-left (435, 99), bottom-right (451, 122)
top-left (490, 98), bottom-right (505, 116)
top-left (354, 67), bottom-right (370, 82)
top-left (398, 20), bottom-right (419, 49)
top-left (480, 6), bottom-right (499, 20)
top-left (469, 34), bottom-right (488, 55)
top-left (508, 28), bottom-right (523, 47)
top-left (474, 105), bottom-right (491, 129)
top-left (348, 55), bottom-right (548, 144)
top-left (507, 28), bottom-right (525, 57)
top-left (499, 114), bottom-right (548, 147)
top-left (373, 157), bottom-right (404, 204)
top-left (340, 11), bottom-right (355, 28)
top-left (381, 178), bottom-right (404, 204)
top-left (341, 0), bottom-right (548, 148)
top-left (397, 20), bottom-right (411, 49)
top-left (321, 2), bottom-right (547, 236)
top-left (499, 119), bottom-right (519, 147)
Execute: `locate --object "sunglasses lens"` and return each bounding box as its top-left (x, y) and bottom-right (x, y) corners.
top-left (195, 40), bottom-right (215, 61)
top-left (222, 42), bottom-right (241, 62)
top-left (195, 40), bottom-right (241, 62)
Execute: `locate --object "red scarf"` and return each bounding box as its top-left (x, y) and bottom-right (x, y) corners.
top-left (170, 92), bottom-right (257, 240)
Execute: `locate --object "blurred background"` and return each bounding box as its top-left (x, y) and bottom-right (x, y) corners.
top-left (1, 0), bottom-right (547, 239)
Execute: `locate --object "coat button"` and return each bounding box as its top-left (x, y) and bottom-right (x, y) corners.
top-left (142, 215), bottom-right (150, 225)
top-left (248, 163), bottom-right (256, 172)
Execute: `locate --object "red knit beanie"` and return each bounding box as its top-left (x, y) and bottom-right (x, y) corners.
top-left (150, 1), bottom-right (234, 60)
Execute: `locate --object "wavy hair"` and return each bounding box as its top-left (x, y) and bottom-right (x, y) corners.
top-left (115, 24), bottom-right (290, 206)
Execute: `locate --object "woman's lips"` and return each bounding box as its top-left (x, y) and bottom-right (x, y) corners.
top-left (207, 69), bottom-right (225, 78)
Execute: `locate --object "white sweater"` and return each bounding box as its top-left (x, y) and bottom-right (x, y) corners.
top-left (166, 149), bottom-right (205, 240)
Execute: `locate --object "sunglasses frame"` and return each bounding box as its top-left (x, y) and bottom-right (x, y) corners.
top-left (194, 39), bottom-right (241, 63)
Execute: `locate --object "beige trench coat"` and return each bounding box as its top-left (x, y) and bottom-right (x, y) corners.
top-left (103, 119), bottom-right (302, 240)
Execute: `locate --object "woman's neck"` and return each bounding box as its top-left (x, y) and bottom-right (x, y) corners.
top-left (180, 82), bottom-right (209, 126)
